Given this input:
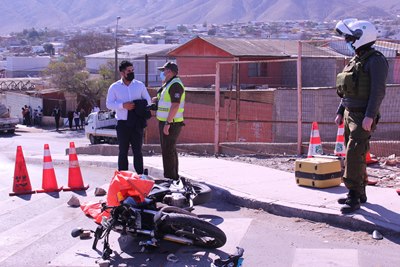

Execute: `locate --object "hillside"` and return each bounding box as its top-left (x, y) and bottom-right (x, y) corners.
top-left (0, 0), bottom-right (399, 35)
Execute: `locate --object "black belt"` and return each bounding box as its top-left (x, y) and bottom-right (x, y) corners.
top-left (345, 107), bottom-right (366, 113)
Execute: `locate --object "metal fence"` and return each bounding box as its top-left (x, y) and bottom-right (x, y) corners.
top-left (209, 39), bottom-right (400, 156)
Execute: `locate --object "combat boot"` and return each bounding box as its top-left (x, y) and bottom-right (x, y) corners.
top-left (337, 192), bottom-right (367, 204)
top-left (340, 191), bottom-right (361, 214)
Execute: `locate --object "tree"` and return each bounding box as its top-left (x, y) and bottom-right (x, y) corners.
top-left (43, 43), bottom-right (55, 55)
top-left (64, 32), bottom-right (114, 59)
top-left (177, 25), bottom-right (188, 33)
top-left (42, 55), bottom-right (113, 109)
top-left (208, 28), bottom-right (217, 36)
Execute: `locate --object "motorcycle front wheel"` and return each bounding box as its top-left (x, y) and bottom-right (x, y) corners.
top-left (160, 213), bottom-right (226, 248)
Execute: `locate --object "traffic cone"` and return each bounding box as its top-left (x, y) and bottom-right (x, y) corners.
top-left (63, 142), bottom-right (89, 191)
top-left (334, 123), bottom-right (346, 157)
top-left (366, 151), bottom-right (378, 165)
top-left (9, 146), bottom-right (36, 196)
top-left (37, 144), bottom-right (63, 193)
top-left (307, 122), bottom-right (323, 158)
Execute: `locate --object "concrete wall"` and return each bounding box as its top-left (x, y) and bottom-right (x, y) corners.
top-left (1, 91), bottom-right (42, 121)
top-left (272, 85), bottom-right (400, 143)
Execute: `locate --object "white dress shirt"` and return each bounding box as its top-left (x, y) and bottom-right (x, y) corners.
top-left (106, 79), bottom-right (151, 120)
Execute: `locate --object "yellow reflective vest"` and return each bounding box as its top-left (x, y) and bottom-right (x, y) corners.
top-left (156, 77), bottom-right (186, 122)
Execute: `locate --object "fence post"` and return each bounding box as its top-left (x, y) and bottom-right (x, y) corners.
top-left (214, 63), bottom-right (221, 154)
top-left (297, 41), bottom-right (303, 155)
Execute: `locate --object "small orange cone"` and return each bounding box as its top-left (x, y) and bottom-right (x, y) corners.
top-left (307, 122), bottom-right (323, 158)
top-left (37, 144), bottom-right (63, 193)
top-left (9, 146), bottom-right (36, 196)
top-left (63, 142), bottom-right (89, 191)
top-left (334, 123), bottom-right (346, 157)
top-left (366, 151), bottom-right (378, 165)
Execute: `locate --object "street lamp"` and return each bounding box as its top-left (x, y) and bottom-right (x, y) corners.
top-left (114, 16), bottom-right (121, 81)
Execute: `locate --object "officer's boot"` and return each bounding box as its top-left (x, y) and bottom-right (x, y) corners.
top-left (338, 189), bottom-right (367, 204)
top-left (340, 190), bottom-right (361, 214)
top-left (360, 186), bottom-right (367, 203)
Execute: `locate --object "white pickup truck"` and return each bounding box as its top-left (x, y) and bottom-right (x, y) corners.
top-left (85, 110), bottom-right (118, 144)
top-left (0, 104), bottom-right (19, 134)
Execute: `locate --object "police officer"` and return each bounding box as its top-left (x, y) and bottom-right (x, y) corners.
top-left (154, 62), bottom-right (185, 180)
top-left (334, 19), bottom-right (388, 213)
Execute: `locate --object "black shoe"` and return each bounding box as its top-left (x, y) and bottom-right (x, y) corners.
top-left (338, 194), bottom-right (367, 204)
top-left (340, 199), bottom-right (361, 214)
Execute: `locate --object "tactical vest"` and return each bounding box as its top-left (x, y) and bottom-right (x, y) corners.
top-left (336, 49), bottom-right (381, 100)
top-left (156, 77), bottom-right (186, 122)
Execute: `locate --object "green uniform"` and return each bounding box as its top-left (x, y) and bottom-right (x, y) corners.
top-left (336, 48), bottom-right (388, 196)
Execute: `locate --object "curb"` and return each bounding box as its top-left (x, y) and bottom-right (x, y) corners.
top-left (23, 156), bottom-right (398, 236)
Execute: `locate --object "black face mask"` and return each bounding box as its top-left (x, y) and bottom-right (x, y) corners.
top-left (126, 72), bottom-right (135, 81)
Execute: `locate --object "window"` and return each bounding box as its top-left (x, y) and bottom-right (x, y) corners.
top-left (248, 62), bottom-right (268, 77)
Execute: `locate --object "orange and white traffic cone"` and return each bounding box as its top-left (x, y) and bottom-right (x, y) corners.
top-left (63, 142), bottom-right (89, 191)
top-left (307, 122), bottom-right (323, 158)
top-left (334, 123), bottom-right (346, 157)
top-left (37, 144), bottom-right (63, 193)
top-left (366, 151), bottom-right (378, 165)
top-left (9, 146), bottom-right (36, 196)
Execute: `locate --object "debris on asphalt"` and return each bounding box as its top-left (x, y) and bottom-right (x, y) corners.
top-left (372, 230), bottom-right (383, 240)
top-left (166, 253), bottom-right (178, 263)
top-left (67, 195), bottom-right (80, 207)
top-left (94, 187), bottom-right (107, 196)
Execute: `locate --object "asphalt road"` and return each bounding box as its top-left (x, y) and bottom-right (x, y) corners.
top-left (1, 127), bottom-right (400, 266)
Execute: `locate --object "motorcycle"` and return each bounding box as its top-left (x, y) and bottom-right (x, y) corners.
top-left (149, 176), bottom-right (212, 209)
top-left (72, 195), bottom-right (227, 260)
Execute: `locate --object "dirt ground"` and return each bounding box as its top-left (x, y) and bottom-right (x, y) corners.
top-left (192, 153), bottom-right (400, 190)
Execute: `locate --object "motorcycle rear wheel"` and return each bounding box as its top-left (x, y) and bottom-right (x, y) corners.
top-left (158, 181), bottom-right (212, 206)
top-left (160, 213), bottom-right (226, 248)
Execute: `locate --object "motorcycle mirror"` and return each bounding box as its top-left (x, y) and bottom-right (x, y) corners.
top-left (71, 227), bottom-right (84, 238)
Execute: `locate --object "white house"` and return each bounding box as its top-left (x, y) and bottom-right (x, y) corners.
top-left (85, 43), bottom-right (178, 86)
top-left (6, 56), bottom-right (51, 78)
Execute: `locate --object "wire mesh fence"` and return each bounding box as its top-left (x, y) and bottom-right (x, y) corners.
top-left (145, 39), bottom-right (400, 157)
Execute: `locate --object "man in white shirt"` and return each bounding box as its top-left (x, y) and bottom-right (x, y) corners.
top-left (106, 60), bottom-right (151, 174)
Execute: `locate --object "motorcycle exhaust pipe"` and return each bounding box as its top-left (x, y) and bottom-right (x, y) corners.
top-left (163, 234), bottom-right (193, 245)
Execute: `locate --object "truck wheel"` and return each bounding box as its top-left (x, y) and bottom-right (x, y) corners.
top-left (7, 129), bottom-right (15, 134)
top-left (89, 134), bottom-right (99, 145)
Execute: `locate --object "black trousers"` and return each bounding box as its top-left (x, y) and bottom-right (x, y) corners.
top-left (116, 121), bottom-right (144, 174)
top-left (158, 121), bottom-right (183, 180)
top-left (55, 116), bottom-right (60, 130)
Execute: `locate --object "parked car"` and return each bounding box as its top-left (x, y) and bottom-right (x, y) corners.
top-left (0, 104), bottom-right (19, 134)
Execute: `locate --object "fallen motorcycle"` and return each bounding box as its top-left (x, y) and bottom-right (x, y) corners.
top-left (72, 195), bottom-right (227, 260)
top-left (149, 176), bottom-right (212, 209)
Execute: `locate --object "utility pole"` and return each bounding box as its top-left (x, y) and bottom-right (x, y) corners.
top-left (114, 16), bottom-right (121, 81)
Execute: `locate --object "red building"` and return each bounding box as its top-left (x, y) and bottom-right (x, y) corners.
top-left (167, 36), bottom-right (303, 88)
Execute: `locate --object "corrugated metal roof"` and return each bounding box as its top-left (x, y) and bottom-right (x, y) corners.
top-left (200, 37), bottom-right (288, 57)
top-left (85, 43), bottom-right (178, 59)
top-left (187, 37), bottom-right (341, 57)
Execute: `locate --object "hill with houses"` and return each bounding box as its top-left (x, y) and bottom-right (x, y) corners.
top-left (0, 0), bottom-right (399, 35)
